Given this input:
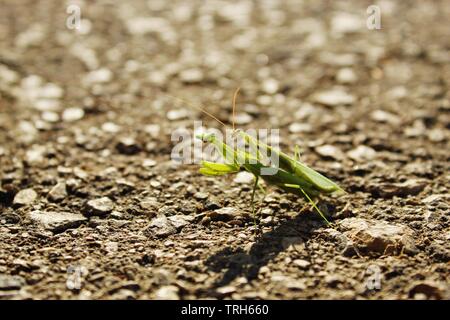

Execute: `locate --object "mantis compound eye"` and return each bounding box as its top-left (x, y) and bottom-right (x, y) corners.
top-left (196, 133), bottom-right (216, 143)
top-left (232, 129), bottom-right (242, 138)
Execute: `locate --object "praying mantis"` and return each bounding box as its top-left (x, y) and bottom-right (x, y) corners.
top-left (195, 89), bottom-right (345, 225)
top-left (169, 89), bottom-right (345, 224)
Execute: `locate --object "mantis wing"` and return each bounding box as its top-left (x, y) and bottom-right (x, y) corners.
top-left (238, 132), bottom-right (344, 194)
top-left (293, 161), bottom-right (344, 194)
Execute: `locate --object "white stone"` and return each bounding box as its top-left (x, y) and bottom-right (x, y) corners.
top-left (233, 171), bottom-right (254, 184)
top-left (148, 71), bottom-right (167, 85)
top-left (214, 207), bottom-right (240, 218)
top-left (144, 124), bottom-right (160, 137)
top-left (233, 112), bottom-right (253, 125)
top-left (17, 121), bottom-right (38, 144)
top-left (386, 86), bottom-right (407, 100)
top-left (294, 103), bottom-right (317, 120)
top-left (336, 68), bottom-right (357, 83)
top-left (39, 83), bottom-right (64, 99)
top-left (34, 98), bottom-right (61, 111)
top-left (339, 218), bottom-right (416, 255)
top-left (289, 123), bottom-right (312, 133)
top-left (21, 75), bottom-right (43, 89)
top-left (85, 197), bottom-right (114, 216)
top-left (70, 43), bottom-right (99, 70)
top-left (83, 68), bottom-right (113, 85)
top-left (29, 210), bottom-right (86, 232)
top-left (179, 68), bottom-right (203, 83)
top-left (293, 259), bottom-right (311, 269)
top-left (331, 13), bottom-right (363, 34)
top-left (41, 111), bottom-right (59, 123)
top-left (347, 145), bottom-right (376, 162)
top-left (167, 109), bottom-right (188, 121)
top-left (154, 285), bottom-right (179, 300)
top-left (371, 110), bottom-right (400, 125)
top-left (315, 144), bottom-right (345, 160)
top-left (320, 52), bottom-right (356, 66)
top-left (13, 188), bottom-right (37, 205)
top-left (15, 24), bottom-right (46, 48)
top-left (48, 182), bottom-right (67, 202)
top-left (25, 145), bottom-right (46, 165)
top-left (142, 159), bottom-right (157, 167)
top-left (101, 122), bottom-right (121, 133)
top-left (262, 78), bottom-right (279, 94)
top-left (62, 108), bottom-right (84, 122)
top-left (256, 95), bottom-right (273, 106)
top-left (313, 89), bottom-right (355, 106)
top-left (126, 17), bottom-right (171, 35)
top-left (0, 65), bottom-right (19, 84)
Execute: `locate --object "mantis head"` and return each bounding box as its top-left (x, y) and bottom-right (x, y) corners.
top-left (196, 133), bottom-right (216, 143)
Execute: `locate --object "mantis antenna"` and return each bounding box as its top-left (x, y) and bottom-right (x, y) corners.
top-left (161, 92), bottom-right (228, 128)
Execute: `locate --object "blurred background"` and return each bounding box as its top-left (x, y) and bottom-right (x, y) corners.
top-left (0, 0), bottom-right (448, 300)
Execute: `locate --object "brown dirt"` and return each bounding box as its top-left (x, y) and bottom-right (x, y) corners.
top-left (0, 0), bottom-right (449, 300)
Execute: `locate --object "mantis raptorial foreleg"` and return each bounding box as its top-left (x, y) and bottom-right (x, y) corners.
top-left (294, 145), bottom-right (301, 162)
top-left (284, 183), bottom-right (331, 225)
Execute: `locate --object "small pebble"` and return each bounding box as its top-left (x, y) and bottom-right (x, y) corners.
top-left (371, 110), bottom-right (400, 125)
top-left (144, 124), bottom-right (160, 137)
top-left (13, 188), bottom-right (37, 206)
top-left (179, 68), bottom-right (203, 83)
top-left (84, 197), bottom-right (114, 216)
top-left (25, 145), bottom-right (46, 165)
top-left (167, 109), bottom-right (188, 121)
top-left (315, 144), bottom-right (345, 160)
top-left (331, 12), bottom-right (363, 34)
top-left (34, 98), bottom-right (60, 112)
top-left (83, 68), bottom-right (113, 84)
top-left (212, 207), bottom-right (240, 221)
top-left (233, 113), bottom-right (253, 125)
top-left (194, 192), bottom-right (209, 200)
top-left (289, 123), bottom-right (312, 133)
top-left (142, 159), bottom-right (157, 167)
top-left (233, 171), bottom-right (254, 184)
top-left (0, 275), bottom-right (25, 290)
top-left (39, 83), bottom-right (64, 99)
top-left (101, 122), bottom-right (121, 133)
top-left (41, 111), bottom-right (59, 123)
top-left (261, 78), bottom-right (279, 94)
top-left (336, 68), bottom-right (357, 84)
top-left (293, 259), bottom-right (311, 269)
top-left (29, 210), bottom-right (87, 233)
top-left (313, 89), bottom-right (355, 106)
top-left (62, 108), bottom-right (84, 122)
top-left (154, 285), bottom-right (180, 300)
top-left (48, 182), bottom-right (67, 202)
top-left (347, 145), bottom-right (376, 162)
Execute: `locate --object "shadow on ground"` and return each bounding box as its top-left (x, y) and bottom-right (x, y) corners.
top-left (204, 213), bottom-right (323, 292)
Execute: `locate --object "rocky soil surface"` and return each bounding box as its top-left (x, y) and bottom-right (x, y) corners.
top-left (0, 0), bottom-right (449, 299)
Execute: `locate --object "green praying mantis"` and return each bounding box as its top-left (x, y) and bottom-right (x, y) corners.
top-left (170, 89), bottom-right (345, 224)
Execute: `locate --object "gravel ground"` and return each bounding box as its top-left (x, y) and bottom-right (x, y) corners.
top-left (0, 0), bottom-right (449, 300)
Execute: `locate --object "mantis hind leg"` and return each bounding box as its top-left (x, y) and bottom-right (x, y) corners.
top-left (250, 175), bottom-right (259, 226)
top-left (284, 183), bottom-right (331, 225)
